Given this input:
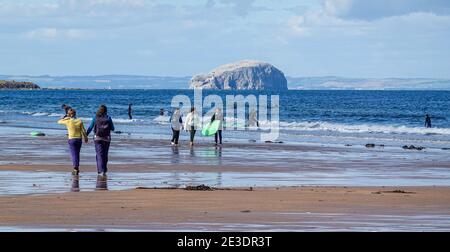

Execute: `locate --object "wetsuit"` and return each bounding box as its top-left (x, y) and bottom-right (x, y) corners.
top-left (425, 116), bottom-right (432, 128)
top-left (128, 105), bottom-right (132, 120)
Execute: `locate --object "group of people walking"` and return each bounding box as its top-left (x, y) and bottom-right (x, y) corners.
top-left (170, 107), bottom-right (223, 147)
top-left (58, 105), bottom-right (224, 176)
top-left (58, 104), bottom-right (114, 176)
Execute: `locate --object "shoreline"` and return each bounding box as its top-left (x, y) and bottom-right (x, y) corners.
top-left (1, 132), bottom-right (450, 231)
top-left (1, 186), bottom-right (449, 231)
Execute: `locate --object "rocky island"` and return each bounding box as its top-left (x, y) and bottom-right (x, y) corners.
top-left (189, 60), bottom-right (288, 91)
top-left (0, 80), bottom-right (40, 90)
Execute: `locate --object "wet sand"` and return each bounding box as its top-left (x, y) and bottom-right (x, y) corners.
top-left (1, 186), bottom-right (450, 231)
top-left (2, 135), bottom-right (450, 231)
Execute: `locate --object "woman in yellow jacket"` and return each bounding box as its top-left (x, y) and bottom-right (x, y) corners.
top-left (58, 108), bottom-right (88, 175)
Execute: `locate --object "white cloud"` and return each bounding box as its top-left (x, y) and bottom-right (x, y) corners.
top-left (1, 0), bottom-right (450, 78)
top-left (323, 0), bottom-right (450, 20)
top-left (323, 0), bottom-right (352, 16)
top-left (23, 27), bottom-right (93, 40)
top-left (287, 16), bottom-right (309, 36)
top-left (24, 28), bottom-right (58, 40)
top-left (286, 0), bottom-right (450, 38)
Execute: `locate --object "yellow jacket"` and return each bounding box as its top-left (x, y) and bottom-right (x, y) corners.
top-left (58, 118), bottom-right (88, 140)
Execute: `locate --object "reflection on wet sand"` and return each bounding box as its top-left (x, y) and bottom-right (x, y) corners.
top-left (70, 175), bottom-right (108, 192)
top-left (171, 146), bottom-right (180, 164)
top-left (71, 176), bottom-right (80, 192)
top-left (96, 175), bottom-right (108, 191)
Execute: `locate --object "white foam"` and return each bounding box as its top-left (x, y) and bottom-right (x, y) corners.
top-left (48, 113), bottom-right (64, 117)
top-left (153, 115), bottom-right (170, 124)
top-left (261, 121), bottom-right (450, 136)
top-left (114, 118), bottom-right (145, 123)
top-left (78, 117), bottom-right (93, 122)
top-left (31, 112), bottom-right (48, 117)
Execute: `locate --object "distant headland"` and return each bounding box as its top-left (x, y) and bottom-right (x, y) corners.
top-left (1, 74), bottom-right (450, 90)
top-left (0, 80), bottom-right (40, 90)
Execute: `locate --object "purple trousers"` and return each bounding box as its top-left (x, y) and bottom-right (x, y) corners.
top-left (95, 140), bottom-right (110, 173)
top-left (68, 139), bottom-right (82, 170)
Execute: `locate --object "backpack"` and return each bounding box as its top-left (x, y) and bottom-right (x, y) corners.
top-left (95, 116), bottom-right (111, 137)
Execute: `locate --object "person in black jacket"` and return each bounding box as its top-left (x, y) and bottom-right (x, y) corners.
top-left (211, 108), bottom-right (223, 145)
top-left (128, 104), bottom-right (133, 120)
top-left (425, 114), bottom-right (432, 128)
top-left (61, 104), bottom-right (72, 118)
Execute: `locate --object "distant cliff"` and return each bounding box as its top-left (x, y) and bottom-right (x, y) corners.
top-left (190, 60), bottom-right (288, 91)
top-left (0, 80), bottom-right (40, 89)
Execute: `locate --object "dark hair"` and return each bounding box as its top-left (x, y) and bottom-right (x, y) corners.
top-left (67, 108), bottom-right (76, 118)
top-left (61, 104), bottom-right (67, 109)
top-left (191, 107), bottom-right (195, 113)
top-left (96, 105), bottom-right (108, 117)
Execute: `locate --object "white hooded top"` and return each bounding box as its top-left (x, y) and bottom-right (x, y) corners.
top-left (184, 111), bottom-right (200, 129)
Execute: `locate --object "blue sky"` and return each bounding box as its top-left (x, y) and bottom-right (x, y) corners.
top-left (0, 0), bottom-right (449, 78)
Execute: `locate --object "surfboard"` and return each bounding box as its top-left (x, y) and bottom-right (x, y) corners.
top-left (202, 120), bottom-right (221, 136)
top-left (30, 131), bottom-right (45, 137)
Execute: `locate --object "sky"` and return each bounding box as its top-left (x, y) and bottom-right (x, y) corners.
top-left (0, 0), bottom-right (449, 78)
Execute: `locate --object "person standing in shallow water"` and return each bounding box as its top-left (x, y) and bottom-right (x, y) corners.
top-left (58, 108), bottom-right (88, 176)
top-left (170, 108), bottom-right (183, 146)
top-left (249, 108), bottom-right (259, 128)
top-left (184, 107), bottom-right (200, 148)
top-left (87, 105), bottom-right (115, 177)
top-left (211, 108), bottom-right (223, 145)
top-left (61, 104), bottom-right (72, 119)
top-left (128, 104), bottom-right (133, 120)
top-left (425, 114), bottom-right (432, 128)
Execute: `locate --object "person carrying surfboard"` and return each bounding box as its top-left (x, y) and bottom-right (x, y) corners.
top-left (87, 105), bottom-right (115, 177)
top-left (57, 108), bottom-right (88, 176)
top-left (211, 108), bottom-right (223, 145)
top-left (170, 108), bottom-right (183, 146)
top-left (184, 107), bottom-right (200, 148)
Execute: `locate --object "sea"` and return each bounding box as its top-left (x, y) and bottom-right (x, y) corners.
top-left (0, 89), bottom-right (449, 149)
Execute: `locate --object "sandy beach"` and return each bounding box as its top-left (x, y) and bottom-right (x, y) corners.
top-left (1, 185), bottom-right (450, 231)
top-left (1, 132), bottom-right (450, 231)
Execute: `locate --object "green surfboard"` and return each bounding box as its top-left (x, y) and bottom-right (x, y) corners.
top-left (202, 120), bottom-right (221, 136)
top-left (30, 131), bottom-right (45, 137)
